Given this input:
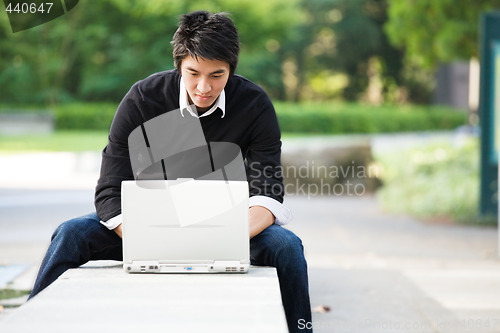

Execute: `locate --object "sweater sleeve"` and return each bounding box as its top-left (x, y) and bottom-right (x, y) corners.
top-left (94, 84), bottom-right (145, 222)
top-left (245, 94), bottom-right (285, 204)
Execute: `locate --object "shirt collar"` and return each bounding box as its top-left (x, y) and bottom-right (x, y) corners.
top-left (179, 76), bottom-right (226, 118)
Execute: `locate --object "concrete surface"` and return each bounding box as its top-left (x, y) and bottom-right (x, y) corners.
top-left (0, 263), bottom-right (287, 333)
top-left (0, 113), bottom-right (53, 136)
top-left (287, 196), bottom-right (499, 333)
top-left (1, 132), bottom-right (499, 333)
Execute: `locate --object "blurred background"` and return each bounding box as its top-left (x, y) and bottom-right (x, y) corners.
top-left (1, 1), bottom-right (500, 332)
top-left (0, 0), bottom-right (495, 223)
top-left (1, 0), bottom-right (494, 222)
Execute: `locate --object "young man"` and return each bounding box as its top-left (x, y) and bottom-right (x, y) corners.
top-left (29, 11), bottom-right (312, 332)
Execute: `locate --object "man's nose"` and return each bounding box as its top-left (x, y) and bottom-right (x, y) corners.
top-left (197, 78), bottom-right (211, 94)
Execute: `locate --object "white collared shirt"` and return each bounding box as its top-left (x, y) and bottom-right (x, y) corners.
top-left (100, 76), bottom-right (291, 230)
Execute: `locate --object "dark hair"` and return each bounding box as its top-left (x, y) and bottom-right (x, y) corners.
top-left (171, 11), bottom-right (239, 76)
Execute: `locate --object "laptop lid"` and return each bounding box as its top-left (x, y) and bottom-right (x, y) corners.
top-left (121, 179), bottom-right (250, 270)
top-left (122, 109), bottom-right (250, 272)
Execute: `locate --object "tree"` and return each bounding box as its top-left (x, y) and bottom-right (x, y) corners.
top-left (384, 0), bottom-right (500, 69)
top-left (0, 0), bottom-right (301, 104)
top-left (280, 0), bottom-right (404, 102)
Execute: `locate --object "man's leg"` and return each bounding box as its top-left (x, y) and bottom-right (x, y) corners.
top-left (250, 224), bottom-right (312, 333)
top-left (29, 212), bottom-right (122, 300)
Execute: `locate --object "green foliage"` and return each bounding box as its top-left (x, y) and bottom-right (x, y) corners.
top-left (1, 102), bottom-right (466, 135)
top-left (53, 103), bottom-right (117, 130)
top-left (2, 0), bottom-right (487, 105)
top-left (384, 0), bottom-right (500, 69)
top-left (275, 102), bottom-right (466, 134)
top-left (49, 102), bottom-right (466, 134)
top-left (376, 138), bottom-right (479, 222)
top-left (280, 0), bottom-right (407, 102)
top-left (0, 0), bottom-right (301, 104)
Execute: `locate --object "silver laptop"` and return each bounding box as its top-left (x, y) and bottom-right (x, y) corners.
top-left (121, 178), bottom-right (250, 273)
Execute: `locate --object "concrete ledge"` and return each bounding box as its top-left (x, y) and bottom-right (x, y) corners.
top-left (0, 261), bottom-right (287, 333)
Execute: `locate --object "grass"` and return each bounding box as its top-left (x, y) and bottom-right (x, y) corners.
top-left (0, 130), bottom-right (108, 153)
top-left (0, 131), bottom-right (340, 153)
top-left (0, 289), bottom-right (31, 301)
top-left (0, 130), bottom-right (462, 153)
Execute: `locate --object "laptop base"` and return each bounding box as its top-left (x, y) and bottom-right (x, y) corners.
top-left (124, 261), bottom-right (249, 273)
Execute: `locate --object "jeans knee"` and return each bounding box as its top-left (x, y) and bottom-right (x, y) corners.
top-left (51, 213), bottom-right (98, 242)
top-left (276, 233), bottom-right (306, 263)
top-left (52, 220), bottom-right (81, 243)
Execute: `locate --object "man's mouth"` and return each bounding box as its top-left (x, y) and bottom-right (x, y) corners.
top-left (196, 94), bottom-right (211, 99)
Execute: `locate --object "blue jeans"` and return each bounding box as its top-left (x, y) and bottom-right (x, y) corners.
top-left (29, 212), bottom-right (312, 332)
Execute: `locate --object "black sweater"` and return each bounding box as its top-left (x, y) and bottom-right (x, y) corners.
top-left (94, 69), bottom-right (284, 222)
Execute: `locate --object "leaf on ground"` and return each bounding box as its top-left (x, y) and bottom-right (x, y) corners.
top-left (312, 305), bottom-right (331, 313)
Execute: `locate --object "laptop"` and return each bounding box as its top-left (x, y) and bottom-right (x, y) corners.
top-left (121, 178), bottom-right (250, 273)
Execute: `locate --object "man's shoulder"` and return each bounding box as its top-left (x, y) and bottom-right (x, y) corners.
top-left (126, 69), bottom-right (180, 111)
top-left (134, 69), bottom-right (180, 92)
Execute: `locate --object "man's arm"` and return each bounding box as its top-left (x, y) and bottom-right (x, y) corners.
top-left (95, 83), bottom-right (147, 225)
top-left (249, 205), bottom-right (274, 239)
top-left (114, 224), bottom-right (123, 238)
top-left (245, 93), bottom-right (291, 237)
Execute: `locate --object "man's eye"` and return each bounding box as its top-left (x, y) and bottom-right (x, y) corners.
top-left (212, 75), bottom-right (223, 78)
top-left (190, 72), bottom-right (199, 76)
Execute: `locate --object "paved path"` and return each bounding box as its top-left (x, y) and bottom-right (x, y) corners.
top-left (285, 195), bottom-right (499, 333)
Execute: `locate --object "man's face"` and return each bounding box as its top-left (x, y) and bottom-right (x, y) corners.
top-left (180, 55), bottom-right (230, 113)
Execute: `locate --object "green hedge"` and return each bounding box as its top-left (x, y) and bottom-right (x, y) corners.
top-left (1, 102), bottom-right (467, 133)
top-left (53, 103), bottom-right (118, 130)
top-left (274, 102), bottom-right (467, 134)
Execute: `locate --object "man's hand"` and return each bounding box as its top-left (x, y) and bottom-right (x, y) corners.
top-left (249, 206), bottom-right (274, 239)
top-left (113, 224), bottom-right (123, 238)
